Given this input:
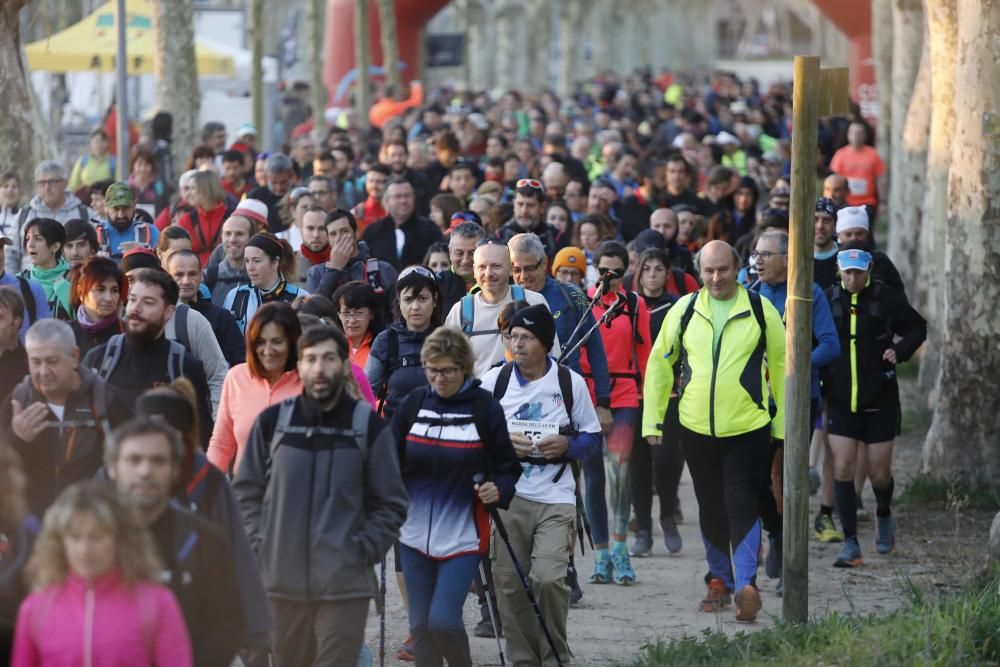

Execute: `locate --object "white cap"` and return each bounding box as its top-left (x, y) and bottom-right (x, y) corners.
top-left (231, 198), bottom-right (270, 227)
top-left (236, 123), bottom-right (257, 137)
top-left (836, 206), bottom-right (870, 234)
top-left (716, 131), bottom-right (740, 146)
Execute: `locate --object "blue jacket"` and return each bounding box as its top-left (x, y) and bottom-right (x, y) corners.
top-left (98, 221), bottom-right (159, 259)
top-left (757, 281), bottom-right (840, 399)
top-left (539, 277), bottom-right (612, 408)
top-left (0, 271), bottom-right (51, 339)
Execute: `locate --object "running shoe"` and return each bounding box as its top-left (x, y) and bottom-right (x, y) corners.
top-left (809, 466), bottom-right (821, 495)
top-left (590, 551), bottom-right (613, 584)
top-left (660, 517), bottom-right (683, 554)
top-left (473, 616), bottom-right (496, 638)
top-left (875, 515), bottom-right (896, 555)
top-left (833, 536), bottom-right (864, 568)
top-left (630, 529), bottom-right (653, 557)
top-left (856, 496), bottom-right (871, 522)
top-left (765, 534), bottom-right (782, 579)
top-left (734, 584), bottom-right (762, 623)
top-left (814, 513), bottom-right (844, 543)
top-left (673, 501), bottom-right (684, 524)
top-left (396, 636), bottom-right (415, 662)
top-left (611, 548), bottom-right (636, 585)
top-left (566, 562), bottom-right (583, 605)
top-left (700, 577), bottom-right (732, 612)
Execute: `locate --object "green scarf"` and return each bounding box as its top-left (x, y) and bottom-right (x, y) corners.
top-left (23, 259), bottom-right (72, 318)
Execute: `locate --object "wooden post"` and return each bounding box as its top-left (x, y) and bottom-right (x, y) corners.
top-left (376, 0), bottom-right (401, 99)
top-left (250, 0), bottom-right (264, 138)
top-left (782, 54), bottom-right (820, 624)
top-left (354, 0), bottom-right (372, 129)
top-left (309, 0), bottom-right (327, 138)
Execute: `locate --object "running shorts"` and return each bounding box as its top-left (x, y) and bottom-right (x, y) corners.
top-left (826, 401), bottom-right (900, 444)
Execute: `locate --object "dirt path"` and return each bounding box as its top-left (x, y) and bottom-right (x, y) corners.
top-left (363, 379), bottom-right (993, 665)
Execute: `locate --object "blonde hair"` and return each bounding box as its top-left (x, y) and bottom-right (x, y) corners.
top-left (420, 326), bottom-right (474, 379)
top-left (191, 170), bottom-right (225, 209)
top-left (26, 481), bottom-right (162, 590)
top-left (0, 444), bottom-right (28, 524)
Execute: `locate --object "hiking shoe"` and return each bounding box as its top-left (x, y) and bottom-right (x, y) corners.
top-left (566, 562), bottom-right (583, 605)
top-left (814, 513), bottom-right (844, 543)
top-left (473, 616), bottom-right (497, 638)
top-left (734, 585), bottom-right (762, 623)
top-left (856, 497), bottom-right (871, 522)
top-left (630, 529), bottom-right (653, 557)
top-left (611, 548), bottom-right (636, 585)
top-left (660, 517), bottom-right (683, 554)
top-left (590, 551), bottom-right (612, 584)
top-left (396, 636), bottom-right (415, 662)
top-left (875, 515), bottom-right (896, 555)
top-left (833, 536), bottom-right (864, 568)
top-left (700, 577), bottom-right (732, 612)
top-left (673, 502), bottom-right (684, 524)
top-left (765, 534), bottom-right (782, 579)
top-left (809, 466), bottom-right (821, 495)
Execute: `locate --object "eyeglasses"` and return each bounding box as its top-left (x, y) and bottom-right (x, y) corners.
top-left (36, 179), bottom-right (65, 187)
top-left (424, 366), bottom-right (460, 379)
top-left (502, 333), bottom-right (537, 345)
top-left (516, 178), bottom-right (543, 191)
top-left (511, 259), bottom-right (545, 275)
top-left (398, 265), bottom-right (436, 282)
top-left (749, 251), bottom-right (787, 261)
top-left (338, 309), bottom-right (370, 321)
top-left (289, 187), bottom-right (311, 202)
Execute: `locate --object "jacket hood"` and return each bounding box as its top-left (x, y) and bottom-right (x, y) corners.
top-left (432, 378), bottom-right (484, 404)
top-left (28, 191), bottom-right (85, 215)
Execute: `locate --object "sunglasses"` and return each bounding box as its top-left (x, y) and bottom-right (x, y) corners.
top-left (398, 265), bottom-right (437, 282)
top-left (516, 178), bottom-right (543, 191)
top-left (475, 237), bottom-right (507, 249)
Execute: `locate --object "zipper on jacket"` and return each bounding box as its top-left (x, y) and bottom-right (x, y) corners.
top-left (83, 583), bottom-right (95, 667)
top-left (708, 308), bottom-right (751, 438)
top-left (850, 292), bottom-right (859, 412)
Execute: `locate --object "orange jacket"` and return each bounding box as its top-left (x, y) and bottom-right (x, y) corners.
top-left (369, 83), bottom-right (424, 128)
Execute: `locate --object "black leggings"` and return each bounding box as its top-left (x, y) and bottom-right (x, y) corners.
top-left (631, 401), bottom-right (685, 531)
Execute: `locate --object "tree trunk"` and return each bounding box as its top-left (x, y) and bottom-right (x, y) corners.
top-left (152, 0), bottom-right (200, 170)
top-left (887, 34), bottom-right (930, 292)
top-left (888, 0), bottom-right (924, 229)
top-left (0, 1), bottom-right (56, 187)
top-left (494, 0), bottom-right (519, 93)
top-left (917, 0), bottom-right (958, 396)
top-left (872, 0), bottom-right (893, 183)
top-left (523, 0), bottom-right (550, 93)
top-left (250, 0), bottom-right (264, 139)
top-left (309, 0), bottom-right (327, 138)
top-left (922, 0), bottom-right (1000, 482)
top-left (557, 0), bottom-right (584, 98)
top-left (354, 0), bottom-right (371, 129)
top-left (376, 0), bottom-right (401, 99)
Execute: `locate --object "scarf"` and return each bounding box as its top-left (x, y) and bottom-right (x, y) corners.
top-left (300, 243), bottom-right (331, 266)
top-left (75, 305), bottom-right (122, 335)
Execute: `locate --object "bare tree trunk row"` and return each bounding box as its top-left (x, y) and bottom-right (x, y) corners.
top-left (152, 0), bottom-right (200, 173)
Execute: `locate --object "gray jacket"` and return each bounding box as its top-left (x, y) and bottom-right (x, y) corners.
top-left (234, 393), bottom-right (408, 602)
top-left (20, 193), bottom-right (94, 225)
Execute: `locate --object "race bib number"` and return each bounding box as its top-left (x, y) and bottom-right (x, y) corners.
top-left (847, 177), bottom-right (868, 196)
top-left (508, 420), bottom-right (558, 458)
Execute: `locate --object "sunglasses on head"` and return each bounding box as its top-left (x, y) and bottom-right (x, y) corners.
top-left (516, 178), bottom-right (543, 191)
top-left (475, 237), bottom-right (507, 249)
top-left (398, 265), bottom-right (437, 282)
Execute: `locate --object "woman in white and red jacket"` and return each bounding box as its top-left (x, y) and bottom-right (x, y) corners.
top-left (392, 327), bottom-right (520, 667)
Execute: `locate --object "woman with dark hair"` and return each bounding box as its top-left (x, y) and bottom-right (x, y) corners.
top-left (572, 213), bottom-right (616, 289)
top-left (331, 280), bottom-right (383, 368)
top-left (223, 232), bottom-right (307, 333)
top-left (155, 225), bottom-right (193, 265)
top-left (365, 266), bottom-right (442, 417)
top-left (20, 218), bottom-right (71, 320)
top-left (429, 193), bottom-right (463, 235)
top-left (545, 199), bottom-right (573, 247)
top-left (422, 241), bottom-right (450, 274)
top-left (209, 302), bottom-right (304, 474)
top-left (68, 256), bottom-right (126, 355)
top-left (633, 248), bottom-right (676, 340)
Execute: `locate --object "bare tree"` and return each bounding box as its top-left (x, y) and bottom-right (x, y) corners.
top-left (152, 0), bottom-right (200, 170)
top-left (872, 0), bottom-right (893, 187)
top-left (922, 0), bottom-right (1000, 481)
top-left (376, 0), bottom-right (400, 99)
top-left (494, 0), bottom-right (520, 93)
top-left (0, 0), bottom-right (56, 186)
top-left (250, 0), bottom-right (264, 137)
top-left (309, 0), bottom-right (327, 138)
top-left (557, 0), bottom-right (586, 98)
top-left (887, 0), bottom-right (924, 220)
top-left (354, 0), bottom-right (371, 129)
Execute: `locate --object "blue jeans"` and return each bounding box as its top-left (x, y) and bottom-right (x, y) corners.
top-left (398, 544), bottom-right (480, 667)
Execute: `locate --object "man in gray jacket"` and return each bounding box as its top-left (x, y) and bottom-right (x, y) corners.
top-left (18, 161), bottom-right (95, 226)
top-left (235, 324), bottom-right (408, 667)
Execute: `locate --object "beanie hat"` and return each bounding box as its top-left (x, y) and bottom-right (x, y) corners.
top-left (551, 246), bottom-right (586, 277)
top-left (507, 304), bottom-right (556, 352)
top-left (815, 197), bottom-right (837, 217)
top-left (232, 199), bottom-right (269, 228)
top-left (634, 228), bottom-right (666, 253)
top-left (836, 206), bottom-right (869, 234)
top-left (120, 247), bottom-right (161, 274)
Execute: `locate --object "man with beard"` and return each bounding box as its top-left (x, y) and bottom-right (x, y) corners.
top-left (235, 324), bottom-right (407, 667)
top-left (83, 268), bottom-right (213, 437)
top-left (293, 206), bottom-right (331, 285)
top-left (96, 182), bottom-right (159, 260)
top-left (494, 179), bottom-right (564, 259)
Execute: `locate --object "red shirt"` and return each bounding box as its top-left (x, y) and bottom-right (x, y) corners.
top-left (352, 198), bottom-right (386, 237)
top-left (830, 145), bottom-right (885, 207)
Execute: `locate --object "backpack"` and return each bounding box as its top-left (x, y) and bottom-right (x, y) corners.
top-left (180, 454), bottom-right (219, 517)
top-left (96, 333), bottom-right (186, 383)
top-left (12, 373), bottom-right (111, 437)
top-left (827, 281), bottom-right (886, 327)
top-left (18, 204), bottom-right (89, 228)
top-left (187, 208), bottom-right (224, 254)
top-left (173, 303), bottom-right (191, 352)
top-left (375, 328), bottom-right (423, 414)
top-left (460, 285), bottom-right (526, 336)
top-left (164, 505), bottom-right (201, 622)
top-left (268, 398), bottom-right (372, 464)
top-left (16, 276), bottom-right (36, 324)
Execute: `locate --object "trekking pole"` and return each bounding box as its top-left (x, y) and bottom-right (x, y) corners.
top-left (478, 560), bottom-right (506, 666)
top-left (474, 474), bottom-right (565, 667)
top-left (558, 285), bottom-right (607, 355)
top-left (379, 556), bottom-right (387, 667)
top-left (556, 291), bottom-right (627, 366)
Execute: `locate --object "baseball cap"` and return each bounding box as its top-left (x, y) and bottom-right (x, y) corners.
top-left (231, 199), bottom-right (269, 228)
top-left (104, 182), bottom-right (136, 208)
top-left (236, 123), bottom-right (258, 137)
top-left (120, 247), bottom-right (161, 274)
top-left (837, 248), bottom-right (872, 272)
top-left (836, 206), bottom-right (870, 234)
top-left (716, 131), bottom-right (740, 147)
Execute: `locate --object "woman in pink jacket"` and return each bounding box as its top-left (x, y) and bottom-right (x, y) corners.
top-left (12, 481), bottom-right (192, 667)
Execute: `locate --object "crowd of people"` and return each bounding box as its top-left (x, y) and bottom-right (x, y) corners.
top-left (0, 67), bottom-right (926, 667)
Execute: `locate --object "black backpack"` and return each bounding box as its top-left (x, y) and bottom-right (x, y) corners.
top-left (96, 333), bottom-right (185, 383)
top-left (375, 328), bottom-right (424, 414)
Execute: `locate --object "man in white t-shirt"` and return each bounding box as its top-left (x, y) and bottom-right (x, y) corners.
top-left (444, 240), bottom-right (558, 377)
top-left (480, 304), bottom-right (600, 666)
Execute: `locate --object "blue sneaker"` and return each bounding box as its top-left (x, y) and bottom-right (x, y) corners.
top-left (833, 536), bottom-right (864, 568)
top-left (590, 550), bottom-right (612, 584)
top-left (875, 515), bottom-right (896, 555)
top-left (611, 548), bottom-right (636, 585)
top-left (660, 517), bottom-right (683, 554)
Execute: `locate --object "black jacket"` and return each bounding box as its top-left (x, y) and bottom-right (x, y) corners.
top-left (246, 185), bottom-right (285, 233)
top-left (1, 367), bottom-right (132, 516)
top-left (151, 504), bottom-right (245, 667)
top-left (366, 322), bottom-right (436, 417)
top-left (305, 241), bottom-right (399, 317)
top-left (436, 270), bottom-right (470, 316)
top-left (235, 392), bottom-right (408, 602)
top-left (191, 296), bottom-right (246, 367)
top-left (0, 343), bottom-right (27, 405)
top-left (822, 280), bottom-right (926, 411)
top-left (69, 319), bottom-right (122, 359)
top-left (362, 214), bottom-right (443, 271)
top-left (495, 220), bottom-right (565, 259)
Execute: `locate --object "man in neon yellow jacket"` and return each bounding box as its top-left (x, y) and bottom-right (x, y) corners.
top-left (643, 240), bottom-right (785, 624)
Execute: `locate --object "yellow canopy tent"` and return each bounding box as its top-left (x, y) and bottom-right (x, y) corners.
top-left (25, 0), bottom-right (235, 76)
